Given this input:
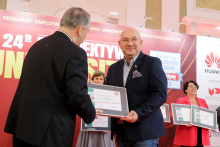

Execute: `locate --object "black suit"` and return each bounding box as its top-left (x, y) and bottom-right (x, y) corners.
top-left (105, 51), bottom-right (167, 141)
top-left (4, 31), bottom-right (96, 147)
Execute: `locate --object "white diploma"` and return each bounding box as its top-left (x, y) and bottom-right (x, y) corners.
top-left (88, 88), bottom-right (122, 111)
top-left (194, 109), bottom-right (214, 126)
top-left (160, 106), bottom-right (167, 119)
top-left (191, 105), bottom-right (217, 130)
top-left (85, 116), bottom-right (108, 128)
top-left (176, 107), bottom-right (191, 121)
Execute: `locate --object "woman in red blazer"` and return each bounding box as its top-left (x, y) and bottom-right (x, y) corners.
top-left (173, 80), bottom-right (210, 147)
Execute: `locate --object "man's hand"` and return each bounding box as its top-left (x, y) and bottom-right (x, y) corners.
top-left (95, 108), bottom-right (103, 119)
top-left (120, 110), bottom-right (138, 123)
top-left (186, 123), bottom-right (192, 127)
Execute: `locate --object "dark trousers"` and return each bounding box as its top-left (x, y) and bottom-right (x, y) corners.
top-left (13, 136), bottom-right (37, 147)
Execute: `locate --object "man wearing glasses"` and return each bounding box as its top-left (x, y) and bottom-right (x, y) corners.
top-left (105, 28), bottom-right (167, 147)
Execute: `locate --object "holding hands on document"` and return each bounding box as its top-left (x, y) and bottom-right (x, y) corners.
top-left (95, 108), bottom-right (103, 119)
top-left (121, 110), bottom-right (138, 123)
top-left (186, 123), bottom-right (216, 132)
top-left (186, 123), bottom-right (193, 127)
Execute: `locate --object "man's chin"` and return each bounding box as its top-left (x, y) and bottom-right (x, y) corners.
top-left (126, 51), bottom-right (135, 56)
top-left (125, 54), bottom-right (136, 59)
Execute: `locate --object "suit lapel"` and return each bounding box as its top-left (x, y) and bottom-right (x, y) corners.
top-left (196, 97), bottom-right (204, 107)
top-left (125, 51), bottom-right (144, 87)
top-left (116, 60), bottom-right (124, 87)
top-left (184, 96), bottom-right (191, 105)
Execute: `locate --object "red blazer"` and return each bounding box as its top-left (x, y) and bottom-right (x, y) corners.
top-left (173, 96), bottom-right (210, 146)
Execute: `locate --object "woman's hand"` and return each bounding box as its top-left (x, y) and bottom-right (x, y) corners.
top-left (210, 129), bottom-right (216, 132)
top-left (186, 123), bottom-right (192, 127)
top-left (89, 79), bottom-right (94, 84)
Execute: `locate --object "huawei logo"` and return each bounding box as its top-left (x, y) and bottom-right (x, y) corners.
top-left (205, 52), bottom-right (220, 68)
top-left (209, 88), bottom-right (220, 96)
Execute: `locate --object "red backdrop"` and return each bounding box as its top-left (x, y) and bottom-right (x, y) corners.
top-left (0, 10), bottom-right (196, 147)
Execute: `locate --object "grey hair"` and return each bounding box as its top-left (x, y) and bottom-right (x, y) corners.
top-left (60, 7), bottom-right (90, 30)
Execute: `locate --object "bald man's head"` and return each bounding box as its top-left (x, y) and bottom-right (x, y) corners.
top-left (120, 28), bottom-right (141, 40)
top-left (118, 28), bottom-right (143, 61)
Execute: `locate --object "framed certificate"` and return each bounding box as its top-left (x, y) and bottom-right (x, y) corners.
top-left (191, 105), bottom-right (217, 130)
top-left (171, 103), bottom-right (191, 125)
top-left (81, 116), bottom-right (111, 131)
top-left (160, 104), bottom-right (170, 122)
top-left (88, 83), bottom-right (129, 118)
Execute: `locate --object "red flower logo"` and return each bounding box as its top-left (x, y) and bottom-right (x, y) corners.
top-left (114, 92), bottom-right (118, 95)
top-left (205, 52), bottom-right (220, 68)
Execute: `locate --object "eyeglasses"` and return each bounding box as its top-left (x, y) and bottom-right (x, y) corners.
top-left (120, 38), bottom-right (140, 43)
top-left (188, 85), bottom-right (198, 89)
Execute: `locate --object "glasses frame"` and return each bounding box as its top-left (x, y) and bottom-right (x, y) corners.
top-left (188, 85), bottom-right (198, 89)
top-left (120, 38), bottom-right (141, 44)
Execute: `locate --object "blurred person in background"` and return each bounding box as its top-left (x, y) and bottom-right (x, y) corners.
top-left (174, 80), bottom-right (211, 147)
top-left (76, 70), bottom-right (116, 147)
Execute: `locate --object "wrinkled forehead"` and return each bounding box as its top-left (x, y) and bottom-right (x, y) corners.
top-left (120, 29), bottom-right (141, 39)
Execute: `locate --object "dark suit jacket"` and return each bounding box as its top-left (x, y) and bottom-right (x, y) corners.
top-left (105, 51), bottom-right (167, 141)
top-left (4, 31), bottom-right (96, 147)
top-left (216, 106), bottom-right (220, 131)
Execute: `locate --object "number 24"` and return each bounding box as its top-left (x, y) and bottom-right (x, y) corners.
top-left (2, 34), bottom-right (23, 49)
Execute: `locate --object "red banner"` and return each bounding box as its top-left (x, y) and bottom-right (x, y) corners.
top-left (0, 10), bottom-right (197, 147)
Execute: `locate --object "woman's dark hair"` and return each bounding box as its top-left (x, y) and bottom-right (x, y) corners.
top-left (183, 80), bottom-right (199, 95)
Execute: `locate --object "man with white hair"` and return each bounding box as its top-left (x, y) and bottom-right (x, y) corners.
top-left (4, 7), bottom-right (101, 147)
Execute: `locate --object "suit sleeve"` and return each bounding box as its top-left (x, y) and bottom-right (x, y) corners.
top-left (65, 49), bottom-right (96, 124)
top-left (134, 58), bottom-right (167, 123)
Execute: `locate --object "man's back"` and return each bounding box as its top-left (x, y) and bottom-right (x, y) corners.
top-left (4, 31), bottom-right (96, 146)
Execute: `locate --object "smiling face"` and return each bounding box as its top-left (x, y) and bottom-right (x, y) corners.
top-left (185, 82), bottom-right (198, 96)
top-left (93, 75), bottom-right (104, 84)
top-left (118, 28), bottom-right (143, 60)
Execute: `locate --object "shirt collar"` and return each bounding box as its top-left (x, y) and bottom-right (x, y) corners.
top-left (124, 53), bottom-right (140, 65)
top-left (57, 30), bottom-right (72, 42)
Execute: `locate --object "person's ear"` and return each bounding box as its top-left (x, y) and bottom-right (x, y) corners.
top-left (118, 40), bottom-right (121, 46)
top-left (77, 26), bottom-right (84, 37)
top-left (140, 39), bottom-right (143, 45)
